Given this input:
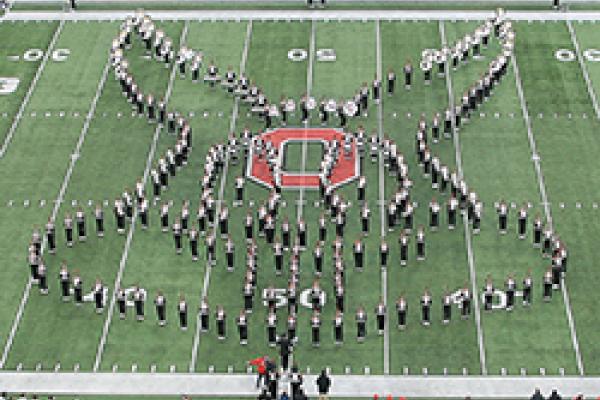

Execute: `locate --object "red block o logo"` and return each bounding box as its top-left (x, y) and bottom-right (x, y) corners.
top-left (246, 128), bottom-right (359, 189)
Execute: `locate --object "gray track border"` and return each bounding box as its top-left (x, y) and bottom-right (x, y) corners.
top-left (2, 373), bottom-right (600, 397)
top-left (6, 10), bottom-right (600, 21)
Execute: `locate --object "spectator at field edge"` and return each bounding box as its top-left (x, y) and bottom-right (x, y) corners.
top-left (248, 355), bottom-right (269, 388)
top-left (532, 388), bottom-right (545, 400)
top-left (549, 389), bottom-right (563, 400)
top-left (316, 369), bottom-right (332, 400)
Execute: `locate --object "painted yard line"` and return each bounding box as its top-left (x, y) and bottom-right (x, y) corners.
top-left (282, 20), bottom-right (314, 388)
top-left (9, 10), bottom-right (600, 22)
top-left (0, 56), bottom-right (111, 370)
top-left (93, 22), bottom-right (189, 372)
top-left (285, 19), bottom-right (314, 386)
top-left (297, 19), bottom-right (315, 223)
top-left (511, 54), bottom-right (585, 376)
top-left (188, 20), bottom-right (252, 373)
top-left (0, 19), bottom-right (64, 159)
top-left (375, 19), bottom-right (389, 376)
top-left (566, 20), bottom-right (600, 120)
top-left (439, 21), bottom-right (487, 376)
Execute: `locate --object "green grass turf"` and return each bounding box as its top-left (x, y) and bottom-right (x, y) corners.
top-left (3, 20), bottom-right (183, 371)
top-left (445, 21), bottom-right (578, 375)
top-left (380, 20), bottom-right (480, 375)
top-left (98, 20), bottom-right (249, 373)
top-left (0, 21), bottom-right (59, 144)
top-left (0, 20), bottom-right (119, 369)
top-left (193, 20), bottom-right (313, 375)
top-left (1, 18), bottom-right (600, 377)
top-left (558, 21), bottom-right (600, 375)
top-left (283, 141), bottom-right (323, 172)
top-left (0, 20), bottom-right (59, 355)
top-left (514, 21), bottom-right (600, 375)
top-left (291, 19), bottom-right (384, 374)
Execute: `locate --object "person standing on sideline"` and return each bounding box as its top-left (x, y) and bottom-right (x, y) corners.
top-left (530, 387), bottom-right (544, 400)
top-left (316, 369), bottom-right (331, 400)
top-left (276, 333), bottom-right (292, 372)
top-left (248, 355), bottom-right (268, 389)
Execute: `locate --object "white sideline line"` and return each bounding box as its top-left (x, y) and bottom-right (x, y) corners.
top-left (439, 21), bottom-right (487, 376)
top-left (511, 54), bottom-right (585, 376)
top-left (297, 19), bottom-right (315, 222)
top-left (0, 19), bottom-right (64, 159)
top-left (375, 20), bottom-right (389, 376)
top-left (566, 20), bottom-right (600, 120)
top-left (8, 10), bottom-right (600, 22)
top-left (93, 22), bottom-right (189, 373)
top-left (0, 56), bottom-right (111, 370)
top-left (188, 20), bottom-right (252, 373)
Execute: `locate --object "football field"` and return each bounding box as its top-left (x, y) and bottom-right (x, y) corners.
top-left (2, 6), bottom-right (600, 388)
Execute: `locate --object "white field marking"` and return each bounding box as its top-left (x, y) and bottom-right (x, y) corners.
top-left (0, 56), bottom-right (111, 370)
top-left (566, 20), bottom-right (600, 120)
top-left (93, 22), bottom-right (190, 373)
top-left (297, 19), bottom-right (315, 223)
top-left (8, 10), bottom-right (600, 22)
top-left (0, 19), bottom-right (64, 159)
top-left (439, 21), bottom-right (487, 376)
top-left (375, 20), bottom-right (389, 376)
top-left (189, 20), bottom-right (252, 373)
top-left (511, 54), bottom-right (585, 376)
top-left (286, 20), bottom-right (314, 387)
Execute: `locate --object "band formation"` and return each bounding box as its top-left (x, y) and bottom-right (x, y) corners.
top-left (24, 10), bottom-right (571, 351)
